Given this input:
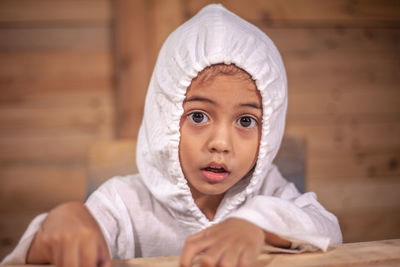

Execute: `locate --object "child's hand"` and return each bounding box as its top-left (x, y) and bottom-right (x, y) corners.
top-left (26, 201), bottom-right (111, 267)
top-left (180, 218), bottom-right (265, 267)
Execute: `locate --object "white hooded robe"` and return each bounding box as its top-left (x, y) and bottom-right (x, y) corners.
top-left (1, 4), bottom-right (342, 264)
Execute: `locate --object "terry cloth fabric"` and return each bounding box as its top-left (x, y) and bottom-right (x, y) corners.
top-left (1, 4), bottom-right (342, 264)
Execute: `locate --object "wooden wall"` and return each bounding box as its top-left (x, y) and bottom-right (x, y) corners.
top-left (0, 0), bottom-right (114, 258)
top-left (0, 0), bottom-right (399, 260)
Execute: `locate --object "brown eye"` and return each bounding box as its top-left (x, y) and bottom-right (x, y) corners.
top-left (188, 112), bottom-right (208, 124)
top-left (237, 116), bottom-right (256, 128)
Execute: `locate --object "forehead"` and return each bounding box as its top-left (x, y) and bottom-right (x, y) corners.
top-left (186, 65), bottom-right (260, 101)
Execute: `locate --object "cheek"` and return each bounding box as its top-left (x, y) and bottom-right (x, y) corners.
top-left (178, 132), bottom-right (187, 163)
top-left (178, 139), bottom-right (189, 176)
top-left (252, 129), bottom-right (261, 163)
top-left (235, 130), bottom-right (260, 167)
top-left (179, 123), bottom-right (196, 169)
top-left (248, 139), bottom-right (260, 161)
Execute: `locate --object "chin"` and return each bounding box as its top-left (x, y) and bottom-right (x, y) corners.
top-left (200, 185), bottom-right (229, 196)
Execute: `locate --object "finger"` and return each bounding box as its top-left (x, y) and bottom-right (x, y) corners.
top-left (98, 238), bottom-right (112, 267)
top-left (50, 235), bottom-right (65, 267)
top-left (100, 258), bottom-right (113, 267)
top-left (98, 230), bottom-right (112, 267)
top-left (99, 249), bottom-right (112, 267)
top-left (213, 243), bottom-right (242, 267)
top-left (27, 231), bottom-right (52, 264)
top-left (60, 239), bottom-right (79, 267)
top-left (53, 247), bottom-right (62, 267)
top-left (79, 239), bottom-right (98, 267)
top-left (180, 234), bottom-right (215, 267)
top-left (238, 248), bottom-right (258, 267)
top-left (199, 242), bottom-right (228, 267)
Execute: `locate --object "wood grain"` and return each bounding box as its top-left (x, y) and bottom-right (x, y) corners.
top-left (186, 0), bottom-right (400, 26)
top-left (286, 121), bottom-right (400, 156)
top-left (308, 150), bottom-right (400, 179)
top-left (111, 240), bottom-right (400, 267)
top-left (0, 27), bottom-right (110, 51)
top-left (87, 139), bottom-right (138, 196)
top-left (113, 0), bottom-right (150, 139)
top-left (0, 0), bottom-right (115, 260)
top-left (0, 164), bottom-right (86, 212)
top-left (0, 210), bottom-right (43, 261)
top-left (0, 0), bottom-right (111, 25)
top-left (149, 0), bottom-right (185, 63)
top-left (337, 209), bottom-right (400, 242)
top-left (264, 28), bottom-right (400, 54)
top-left (2, 239), bottom-right (400, 266)
top-left (309, 177), bottom-right (400, 211)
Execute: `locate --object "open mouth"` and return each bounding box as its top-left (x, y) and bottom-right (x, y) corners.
top-left (204, 166), bottom-right (227, 173)
top-left (201, 164), bottom-right (230, 182)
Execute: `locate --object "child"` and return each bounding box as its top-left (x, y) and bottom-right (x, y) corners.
top-left (2, 4), bottom-right (342, 267)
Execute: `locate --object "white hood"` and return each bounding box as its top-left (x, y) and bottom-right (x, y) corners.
top-left (136, 4), bottom-right (287, 226)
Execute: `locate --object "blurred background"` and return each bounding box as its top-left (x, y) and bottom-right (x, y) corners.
top-left (0, 0), bottom-right (399, 259)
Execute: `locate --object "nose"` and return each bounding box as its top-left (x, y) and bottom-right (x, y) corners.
top-left (207, 123), bottom-right (232, 154)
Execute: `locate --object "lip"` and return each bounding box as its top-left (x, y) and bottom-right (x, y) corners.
top-left (201, 162), bottom-right (230, 182)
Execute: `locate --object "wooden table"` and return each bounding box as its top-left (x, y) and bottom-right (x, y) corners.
top-left (3, 239), bottom-right (400, 267)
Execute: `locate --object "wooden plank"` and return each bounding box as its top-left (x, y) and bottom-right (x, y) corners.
top-left (0, 0), bottom-right (112, 25)
top-left (284, 41), bottom-right (400, 118)
top-left (186, 0), bottom-right (400, 26)
top-left (0, 51), bottom-right (112, 101)
top-left (113, 240), bottom-right (400, 266)
top-left (0, 27), bottom-right (110, 51)
top-left (286, 120), bottom-right (400, 155)
top-left (113, 0), bottom-right (186, 138)
top-left (0, 75), bottom-right (111, 98)
top-left (113, 0), bottom-right (151, 139)
top-left (0, 132), bottom-right (112, 164)
top-left (150, 0), bottom-right (185, 63)
top-left (0, 51), bottom-right (112, 83)
top-left (265, 240), bottom-right (400, 266)
top-left (287, 89), bottom-right (400, 116)
top-left (0, 92), bottom-right (114, 163)
top-left (87, 140), bottom-right (138, 196)
top-left (0, 164), bottom-right (86, 212)
top-left (264, 28), bottom-right (400, 54)
top-left (285, 52), bottom-right (399, 94)
top-left (0, 105), bottom-right (114, 137)
top-left (266, 28), bottom-right (400, 95)
top-left (286, 113), bottom-right (400, 127)
top-left (0, 210), bottom-right (42, 260)
top-left (308, 177), bottom-right (400, 212)
top-left (337, 208), bottom-right (400, 242)
top-left (0, 90), bottom-right (114, 109)
top-left (2, 240), bottom-right (400, 266)
top-left (308, 150), bottom-right (400, 179)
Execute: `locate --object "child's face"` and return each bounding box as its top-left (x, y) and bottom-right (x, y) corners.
top-left (179, 72), bottom-right (262, 201)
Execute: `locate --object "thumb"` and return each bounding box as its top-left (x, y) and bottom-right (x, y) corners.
top-left (98, 241), bottom-right (112, 267)
top-left (100, 259), bottom-right (113, 267)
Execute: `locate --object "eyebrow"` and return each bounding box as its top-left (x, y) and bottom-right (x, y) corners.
top-left (238, 103), bottom-right (262, 110)
top-left (184, 96), bottom-right (216, 105)
top-left (184, 95), bottom-right (262, 110)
